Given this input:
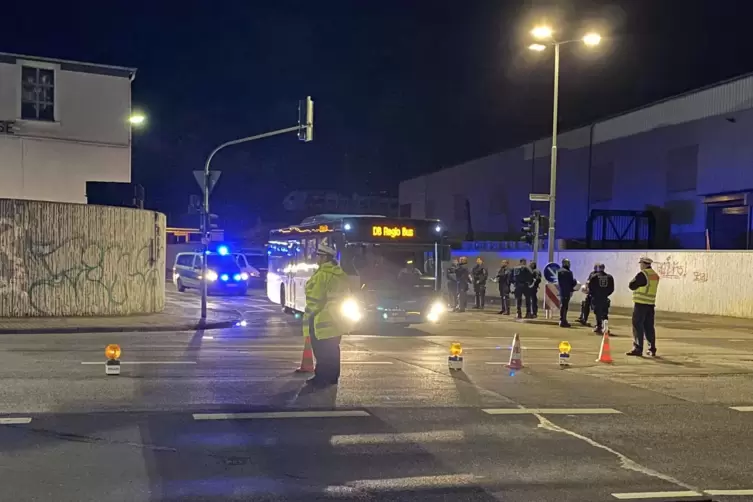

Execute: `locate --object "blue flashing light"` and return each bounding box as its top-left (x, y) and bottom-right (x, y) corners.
top-left (233, 273), bottom-right (241, 281)
top-left (217, 245), bottom-right (229, 256)
top-left (220, 274), bottom-right (229, 282)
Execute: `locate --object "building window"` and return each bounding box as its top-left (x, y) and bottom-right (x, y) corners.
top-left (399, 203), bottom-right (412, 217)
top-left (590, 162), bottom-right (614, 203)
top-left (666, 145), bottom-right (698, 193)
top-left (21, 66), bottom-right (55, 121)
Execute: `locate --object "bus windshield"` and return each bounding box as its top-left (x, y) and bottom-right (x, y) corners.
top-left (344, 245), bottom-right (437, 292)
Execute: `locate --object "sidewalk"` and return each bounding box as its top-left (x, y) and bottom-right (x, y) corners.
top-left (0, 303), bottom-right (241, 334)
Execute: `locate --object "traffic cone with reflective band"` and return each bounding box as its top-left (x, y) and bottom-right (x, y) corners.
top-left (506, 333), bottom-right (523, 370)
top-left (296, 334), bottom-right (315, 373)
top-left (596, 326), bottom-right (613, 364)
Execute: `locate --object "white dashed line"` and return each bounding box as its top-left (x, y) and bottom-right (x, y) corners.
top-left (341, 361), bottom-right (394, 365)
top-left (705, 489), bottom-right (753, 496)
top-left (193, 410), bottom-right (371, 420)
top-left (0, 417), bottom-right (32, 425)
top-left (80, 361), bottom-right (197, 365)
top-left (730, 406), bottom-right (753, 412)
top-left (611, 491), bottom-right (702, 499)
top-left (483, 408), bottom-right (622, 415)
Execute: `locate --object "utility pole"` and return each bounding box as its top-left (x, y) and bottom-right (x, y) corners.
top-left (200, 97), bottom-right (314, 321)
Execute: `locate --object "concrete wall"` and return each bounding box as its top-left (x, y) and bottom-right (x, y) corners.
top-left (0, 199), bottom-right (165, 317)
top-left (0, 57), bottom-right (132, 204)
top-left (448, 249), bottom-right (753, 318)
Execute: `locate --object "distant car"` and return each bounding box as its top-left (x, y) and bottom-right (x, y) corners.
top-left (234, 252), bottom-right (267, 286)
top-left (173, 252), bottom-right (248, 295)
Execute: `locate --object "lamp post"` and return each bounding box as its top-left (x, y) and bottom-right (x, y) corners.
top-left (529, 28), bottom-right (601, 264)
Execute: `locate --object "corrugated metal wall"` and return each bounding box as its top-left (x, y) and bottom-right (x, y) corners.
top-left (0, 199), bottom-right (166, 317)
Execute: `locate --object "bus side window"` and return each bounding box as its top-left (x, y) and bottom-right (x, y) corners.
top-left (306, 238), bottom-right (318, 262)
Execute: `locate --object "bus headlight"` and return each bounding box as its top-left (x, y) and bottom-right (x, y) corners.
top-left (426, 300), bottom-right (445, 323)
top-left (206, 270), bottom-right (218, 282)
top-left (341, 298), bottom-right (362, 322)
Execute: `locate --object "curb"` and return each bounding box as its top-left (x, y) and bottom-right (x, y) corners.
top-left (0, 319), bottom-right (239, 335)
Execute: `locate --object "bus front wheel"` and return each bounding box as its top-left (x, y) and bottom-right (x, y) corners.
top-left (280, 285), bottom-right (293, 314)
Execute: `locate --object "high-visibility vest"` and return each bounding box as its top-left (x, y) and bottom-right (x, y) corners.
top-left (303, 261), bottom-right (350, 340)
top-left (633, 268), bottom-right (660, 305)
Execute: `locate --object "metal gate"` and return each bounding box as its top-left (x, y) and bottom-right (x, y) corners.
top-left (586, 210), bottom-right (656, 249)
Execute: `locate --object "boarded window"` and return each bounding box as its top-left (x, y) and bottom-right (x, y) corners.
top-left (666, 145), bottom-right (698, 193)
top-left (399, 203), bottom-right (412, 217)
top-left (590, 162), bottom-right (614, 203)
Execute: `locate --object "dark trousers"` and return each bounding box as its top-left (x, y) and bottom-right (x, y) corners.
top-left (447, 282), bottom-right (458, 309)
top-left (632, 303), bottom-right (656, 352)
top-left (559, 294), bottom-right (571, 322)
top-left (580, 294), bottom-right (592, 322)
top-left (592, 296), bottom-right (609, 330)
top-left (514, 287), bottom-right (531, 317)
top-left (309, 322), bottom-right (341, 383)
top-left (530, 288), bottom-right (539, 316)
top-left (498, 290), bottom-right (510, 314)
top-left (457, 288), bottom-right (468, 312)
top-left (474, 285), bottom-right (486, 308)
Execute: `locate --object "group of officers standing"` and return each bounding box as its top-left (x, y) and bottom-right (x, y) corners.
top-left (445, 255), bottom-right (660, 356)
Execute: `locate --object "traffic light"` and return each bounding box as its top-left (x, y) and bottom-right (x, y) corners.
top-left (208, 213), bottom-right (220, 230)
top-left (298, 96), bottom-right (314, 142)
top-left (520, 215), bottom-right (535, 245)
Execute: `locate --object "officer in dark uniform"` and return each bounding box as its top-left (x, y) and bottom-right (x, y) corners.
top-left (588, 263), bottom-right (615, 334)
top-left (495, 260), bottom-right (512, 315)
top-left (513, 258), bottom-right (533, 319)
top-left (471, 257), bottom-right (489, 309)
top-left (529, 261), bottom-right (542, 318)
top-left (556, 258), bottom-right (577, 327)
top-left (578, 262), bottom-right (600, 326)
top-left (455, 257), bottom-right (471, 312)
top-left (446, 259), bottom-right (459, 310)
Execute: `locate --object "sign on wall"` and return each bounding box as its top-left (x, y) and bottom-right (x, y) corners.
top-left (0, 120), bottom-right (18, 134)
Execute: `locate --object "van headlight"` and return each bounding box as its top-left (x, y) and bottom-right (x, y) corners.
top-left (426, 300), bottom-right (445, 323)
top-left (341, 298), bottom-right (362, 322)
top-left (206, 270), bottom-right (218, 282)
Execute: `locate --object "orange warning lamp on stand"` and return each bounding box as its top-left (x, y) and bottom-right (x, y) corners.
top-left (448, 342), bottom-right (463, 371)
top-left (105, 344), bottom-right (122, 375)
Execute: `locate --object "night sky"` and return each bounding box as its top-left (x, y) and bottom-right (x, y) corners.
top-left (6, 0), bottom-right (753, 229)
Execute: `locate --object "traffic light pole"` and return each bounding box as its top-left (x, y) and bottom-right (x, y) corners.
top-left (532, 214), bottom-right (540, 265)
top-left (546, 42), bottom-right (560, 265)
top-left (199, 125), bottom-right (301, 321)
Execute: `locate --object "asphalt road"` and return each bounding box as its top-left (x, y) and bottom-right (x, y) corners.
top-left (2, 288), bottom-right (753, 501)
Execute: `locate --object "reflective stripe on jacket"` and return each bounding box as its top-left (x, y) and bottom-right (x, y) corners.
top-left (633, 268), bottom-right (659, 305)
top-left (303, 261), bottom-right (349, 340)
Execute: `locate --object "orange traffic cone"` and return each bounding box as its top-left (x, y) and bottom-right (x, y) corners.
top-left (295, 334), bottom-right (315, 373)
top-left (596, 328), bottom-right (613, 364)
top-left (506, 333), bottom-right (523, 370)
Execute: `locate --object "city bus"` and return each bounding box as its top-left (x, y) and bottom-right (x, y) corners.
top-left (267, 214), bottom-right (450, 327)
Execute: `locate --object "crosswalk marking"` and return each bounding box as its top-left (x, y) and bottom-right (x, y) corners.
top-left (0, 417), bottom-right (32, 425)
top-left (193, 410), bottom-right (371, 420)
top-left (705, 489), bottom-right (753, 495)
top-left (335, 474), bottom-right (482, 491)
top-left (330, 430), bottom-right (465, 445)
top-left (730, 406), bottom-right (753, 412)
top-left (483, 408), bottom-right (622, 415)
top-left (611, 491), bottom-right (702, 499)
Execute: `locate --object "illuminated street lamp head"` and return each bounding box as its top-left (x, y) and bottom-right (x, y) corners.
top-left (528, 43), bottom-right (547, 52)
top-left (583, 32), bottom-right (602, 47)
top-left (128, 113), bottom-right (146, 126)
top-left (531, 26), bottom-right (553, 40)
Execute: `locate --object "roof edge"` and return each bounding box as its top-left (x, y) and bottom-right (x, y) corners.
top-left (0, 52), bottom-right (136, 78)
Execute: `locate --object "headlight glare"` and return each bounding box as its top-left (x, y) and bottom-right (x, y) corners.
top-left (341, 298), bottom-right (362, 322)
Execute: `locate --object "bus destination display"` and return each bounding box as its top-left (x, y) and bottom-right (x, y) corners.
top-left (372, 225), bottom-right (415, 238)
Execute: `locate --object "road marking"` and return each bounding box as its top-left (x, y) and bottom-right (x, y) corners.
top-left (341, 361), bottom-right (393, 365)
top-left (336, 474), bottom-right (481, 491)
top-left (330, 430), bottom-right (465, 445)
top-left (193, 410), bottom-right (371, 420)
top-left (611, 491), bottom-right (702, 499)
top-left (0, 417), bottom-right (32, 425)
top-left (202, 336), bottom-right (215, 340)
top-left (728, 339), bottom-right (746, 342)
top-left (81, 361), bottom-right (197, 365)
top-left (483, 408), bottom-right (621, 415)
top-left (730, 406), bottom-right (753, 412)
top-left (705, 489), bottom-right (753, 496)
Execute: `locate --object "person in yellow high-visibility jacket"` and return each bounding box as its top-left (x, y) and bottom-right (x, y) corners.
top-left (303, 241), bottom-right (350, 387)
top-left (627, 256), bottom-right (661, 357)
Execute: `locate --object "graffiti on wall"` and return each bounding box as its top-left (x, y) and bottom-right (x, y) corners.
top-left (0, 205), bottom-right (163, 316)
top-left (654, 255), bottom-right (709, 284)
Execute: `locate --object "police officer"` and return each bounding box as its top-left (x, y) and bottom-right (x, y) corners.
top-left (495, 260), bottom-right (512, 315)
top-left (455, 256), bottom-right (471, 312)
top-left (529, 261), bottom-right (542, 318)
top-left (446, 258), bottom-right (459, 310)
top-left (627, 257), bottom-right (661, 357)
top-left (578, 263), bottom-right (601, 326)
top-left (303, 241), bottom-right (350, 387)
top-left (588, 263), bottom-right (615, 334)
top-left (471, 257), bottom-right (489, 309)
top-left (513, 258), bottom-right (533, 319)
top-left (556, 258), bottom-right (577, 327)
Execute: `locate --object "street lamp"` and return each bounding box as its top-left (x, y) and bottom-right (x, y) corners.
top-left (528, 26), bottom-right (601, 264)
top-left (128, 113), bottom-right (146, 126)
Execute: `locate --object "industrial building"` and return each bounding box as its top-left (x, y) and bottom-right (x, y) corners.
top-left (0, 52), bottom-right (136, 204)
top-left (399, 73), bottom-right (753, 249)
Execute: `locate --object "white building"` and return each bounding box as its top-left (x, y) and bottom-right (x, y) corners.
top-left (0, 52), bottom-right (136, 204)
